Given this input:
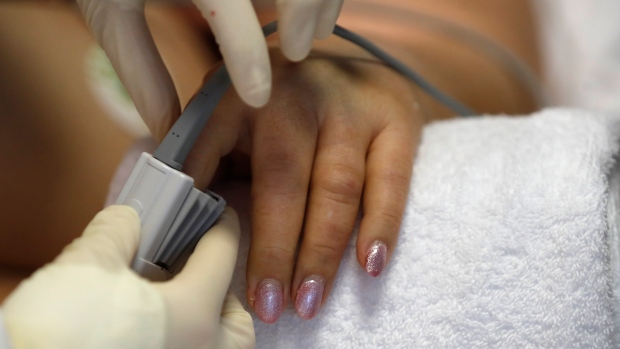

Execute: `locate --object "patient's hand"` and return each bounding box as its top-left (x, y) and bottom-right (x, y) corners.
top-left (183, 48), bottom-right (424, 323)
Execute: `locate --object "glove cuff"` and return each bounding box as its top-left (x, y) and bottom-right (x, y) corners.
top-left (0, 311), bottom-right (13, 349)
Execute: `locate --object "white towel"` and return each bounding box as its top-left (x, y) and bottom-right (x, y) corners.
top-left (212, 108), bottom-right (620, 348)
top-left (107, 108), bottom-right (620, 347)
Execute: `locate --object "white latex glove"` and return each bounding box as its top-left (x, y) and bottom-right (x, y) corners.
top-left (76, 0), bottom-right (343, 138)
top-left (1, 206), bottom-right (254, 349)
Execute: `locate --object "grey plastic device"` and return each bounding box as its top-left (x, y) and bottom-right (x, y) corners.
top-left (114, 62), bottom-right (231, 281)
top-left (115, 152), bottom-right (226, 281)
top-left (116, 21), bottom-right (476, 281)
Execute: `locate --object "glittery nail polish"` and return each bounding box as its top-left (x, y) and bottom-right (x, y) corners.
top-left (365, 240), bottom-right (387, 277)
top-left (254, 279), bottom-right (283, 323)
top-left (295, 275), bottom-right (325, 320)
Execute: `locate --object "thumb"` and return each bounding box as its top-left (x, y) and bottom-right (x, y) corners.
top-left (54, 205), bottom-right (140, 271)
top-left (216, 292), bottom-right (256, 349)
top-left (170, 207), bottom-right (241, 315)
top-left (155, 208), bottom-right (249, 348)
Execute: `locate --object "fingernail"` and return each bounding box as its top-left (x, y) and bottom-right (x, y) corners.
top-left (254, 279), bottom-right (283, 323)
top-left (365, 240), bottom-right (387, 277)
top-left (295, 275), bottom-right (325, 320)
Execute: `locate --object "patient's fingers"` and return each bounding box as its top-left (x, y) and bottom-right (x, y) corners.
top-left (246, 102), bottom-right (318, 323)
top-left (357, 114), bottom-right (420, 277)
top-left (291, 112), bottom-right (370, 320)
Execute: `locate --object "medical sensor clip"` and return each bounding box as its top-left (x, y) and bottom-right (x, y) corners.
top-left (116, 153), bottom-right (225, 280)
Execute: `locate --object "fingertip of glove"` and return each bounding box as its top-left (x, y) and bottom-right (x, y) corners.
top-left (222, 38), bottom-right (271, 108)
top-left (101, 205), bottom-right (140, 224)
top-left (82, 205), bottom-right (140, 242)
top-left (217, 207), bottom-right (241, 236)
top-left (239, 79), bottom-right (271, 108)
top-left (281, 40), bottom-right (312, 62)
top-left (222, 206), bottom-right (238, 220)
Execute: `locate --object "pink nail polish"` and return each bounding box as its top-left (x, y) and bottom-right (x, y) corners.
top-left (254, 279), bottom-right (283, 323)
top-left (295, 275), bottom-right (325, 320)
top-left (365, 240), bottom-right (387, 277)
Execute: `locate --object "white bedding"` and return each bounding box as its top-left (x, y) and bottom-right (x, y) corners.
top-left (534, 0), bottom-right (620, 113)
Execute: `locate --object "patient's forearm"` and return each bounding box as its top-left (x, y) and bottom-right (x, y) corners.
top-left (351, 0), bottom-right (540, 116)
top-left (256, 0), bottom-right (540, 118)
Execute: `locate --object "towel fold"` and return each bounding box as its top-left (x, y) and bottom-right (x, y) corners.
top-left (215, 108), bottom-right (620, 348)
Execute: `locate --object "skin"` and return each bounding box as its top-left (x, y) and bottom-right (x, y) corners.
top-left (0, 0), bottom-right (540, 320)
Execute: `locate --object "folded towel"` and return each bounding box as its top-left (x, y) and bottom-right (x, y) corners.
top-left (106, 108), bottom-right (620, 347)
top-left (214, 108), bottom-right (620, 348)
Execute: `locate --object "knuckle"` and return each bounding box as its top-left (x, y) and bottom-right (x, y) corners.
top-left (259, 245), bottom-right (297, 265)
top-left (260, 148), bottom-right (300, 174)
top-left (380, 169), bottom-right (412, 202)
top-left (307, 241), bottom-right (343, 265)
top-left (305, 224), bottom-right (352, 265)
top-left (315, 164), bottom-right (363, 205)
top-left (255, 151), bottom-right (307, 195)
top-left (253, 178), bottom-right (304, 199)
top-left (376, 206), bottom-right (404, 233)
top-left (383, 166), bottom-right (412, 187)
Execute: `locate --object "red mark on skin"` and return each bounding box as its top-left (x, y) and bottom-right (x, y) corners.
top-left (210, 10), bottom-right (216, 16)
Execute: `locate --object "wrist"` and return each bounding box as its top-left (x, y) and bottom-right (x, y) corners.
top-left (373, 29), bottom-right (540, 118)
top-left (288, 1), bottom-right (542, 118)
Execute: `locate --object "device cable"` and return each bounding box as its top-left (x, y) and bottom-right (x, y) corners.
top-left (154, 21), bottom-right (476, 171)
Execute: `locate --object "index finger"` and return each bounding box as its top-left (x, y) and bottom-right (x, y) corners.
top-left (54, 205), bottom-right (140, 271)
top-left (193, 0), bottom-right (272, 108)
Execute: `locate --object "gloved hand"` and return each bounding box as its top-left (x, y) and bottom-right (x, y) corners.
top-left (76, 0), bottom-right (344, 139)
top-left (1, 205), bottom-right (254, 349)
